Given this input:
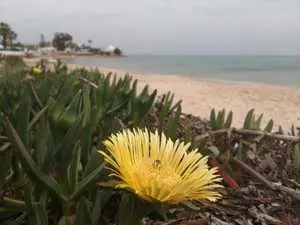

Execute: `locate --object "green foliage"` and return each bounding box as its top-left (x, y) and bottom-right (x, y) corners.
top-left (0, 56), bottom-right (25, 73)
top-left (115, 193), bottom-right (152, 225)
top-left (243, 108), bottom-right (273, 132)
top-left (0, 61), bottom-right (182, 224)
top-left (155, 92), bottom-right (182, 138)
top-left (52, 32), bottom-right (73, 51)
top-left (113, 48), bottom-right (122, 56)
top-left (0, 22), bottom-right (17, 48)
top-left (210, 108), bottom-right (233, 130)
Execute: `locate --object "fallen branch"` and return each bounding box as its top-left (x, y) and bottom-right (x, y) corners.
top-left (194, 128), bottom-right (300, 145)
top-left (193, 129), bottom-right (228, 143)
top-left (233, 128), bottom-right (300, 142)
top-left (232, 158), bottom-right (300, 201)
top-left (232, 158), bottom-right (275, 190)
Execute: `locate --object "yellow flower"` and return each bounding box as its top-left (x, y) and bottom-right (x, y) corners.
top-left (32, 67), bottom-right (42, 75)
top-left (100, 128), bottom-right (222, 204)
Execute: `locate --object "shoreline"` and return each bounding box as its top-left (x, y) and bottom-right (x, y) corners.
top-left (66, 63), bottom-right (299, 89)
top-left (66, 63), bottom-right (300, 130)
top-left (23, 58), bottom-right (300, 130)
top-left (25, 56), bottom-right (299, 88)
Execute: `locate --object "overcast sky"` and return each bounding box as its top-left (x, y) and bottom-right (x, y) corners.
top-left (1, 0), bottom-right (300, 55)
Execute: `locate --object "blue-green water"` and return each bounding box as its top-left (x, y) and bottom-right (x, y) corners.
top-left (66, 55), bottom-right (300, 86)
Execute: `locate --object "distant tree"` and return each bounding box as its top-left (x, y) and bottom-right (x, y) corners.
top-left (0, 22), bottom-right (17, 48)
top-left (87, 39), bottom-right (92, 45)
top-left (12, 41), bottom-right (24, 48)
top-left (40, 33), bottom-right (46, 47)
top-left (113, 47), bottom-right (122, 56)
top-left (68, 41), bottom-right (79, 51)
top-left (90, 48), bottom-right (103, 54)
top-left (52, 32), bottom-right (73, 51)
top-left (81, 43), bottom-right (90, 49)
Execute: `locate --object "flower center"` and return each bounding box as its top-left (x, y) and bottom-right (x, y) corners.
top-left (129, 158), bottom-right (181, 199)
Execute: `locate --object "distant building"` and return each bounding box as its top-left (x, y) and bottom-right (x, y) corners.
top-left (78, 47), bottom-right (90, 53)
top-left (38, 46), bottom-right (56, 55)
top-left (64, 47), bottom-right (73, 53)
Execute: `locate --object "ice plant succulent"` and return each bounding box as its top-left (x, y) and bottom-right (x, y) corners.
top-left (100, 128), bottom-right (222, 204)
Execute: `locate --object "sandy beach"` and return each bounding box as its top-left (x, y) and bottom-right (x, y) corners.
top-left (24, 58), bottom-right (300, 130)
top-left (64, 64), bottom-right (300, 131)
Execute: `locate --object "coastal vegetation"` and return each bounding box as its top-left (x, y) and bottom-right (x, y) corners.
top-left (0, 57), bottom-right (300, 224)
top-left (0, 21), bottom-right (123, 56)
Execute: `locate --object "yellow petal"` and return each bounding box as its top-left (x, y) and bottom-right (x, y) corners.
top-left (99, 128), bottom-right (222, 204)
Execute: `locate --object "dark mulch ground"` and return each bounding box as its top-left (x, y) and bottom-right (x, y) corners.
top-left (144, 111), bottom-right (300, 225)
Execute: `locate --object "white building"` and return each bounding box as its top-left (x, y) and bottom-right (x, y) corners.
top-left (38, 46), bottom-right (56, 55)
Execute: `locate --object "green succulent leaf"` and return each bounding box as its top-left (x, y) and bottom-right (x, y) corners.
top-left (28, 105), bottom-right (48, 131)
top-left (224, 111), bottom-right (233, 128)
top-left (116, 193), bottom-right (153, 225)
top-left (210, 108), bottom-right (216, 129)
top-left (70, 162), bottom-right (105, 201)
top-left (74, 197), bottom-right (93, 225)
top-left (255, 113), bottom-right (263, 130)
top-left (243, 108), bottom-right (255, 129)
top-left (264, 119), bottom-right (274, 133)
top-left (5, 119), bottom-right (67, 202)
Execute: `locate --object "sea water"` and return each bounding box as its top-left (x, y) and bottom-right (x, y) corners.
top-left (66, 55), bottom-right (300, 86)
